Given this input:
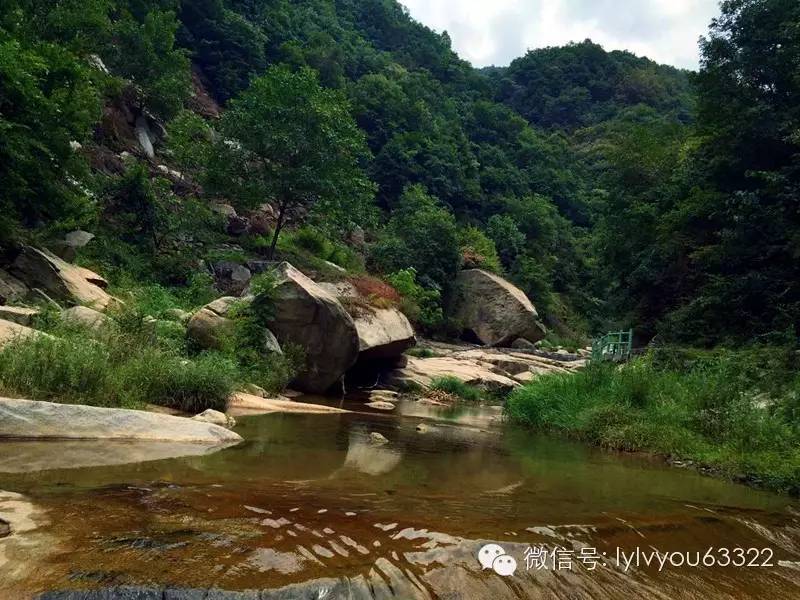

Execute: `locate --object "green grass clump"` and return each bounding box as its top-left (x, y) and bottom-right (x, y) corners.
top-left (113, 350), bottom-right (238, 412)
top-left (430, 376), bottom-right (483, 402)
top-left (406, 347), bottom-right (436, 358)
top-left (0, 325), bottom-right (239, 413)
top-left (0, 334), bottom-right (112, 404)
top-left (506, 347), bottom-right (800, 494)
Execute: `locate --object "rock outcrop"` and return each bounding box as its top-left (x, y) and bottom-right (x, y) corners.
top-left (385, 340), bottom-right (586, 393)
top-left (49, 230), bottom-right (95, 261)
top-left (11, 247), bottom-right (117, 311)
top-left (264, 263), bottom-right (359, 393)
top-left (0, 398), bottom-right (242, 444)
top-left (451, 269), bottom-right (546, 346)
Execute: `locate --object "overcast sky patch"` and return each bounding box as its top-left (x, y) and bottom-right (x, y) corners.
top-left (401, 0), bottom-right (720, 70)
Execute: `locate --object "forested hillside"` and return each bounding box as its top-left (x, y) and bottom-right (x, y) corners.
top-left (1, 0), bottom-right (798, 347)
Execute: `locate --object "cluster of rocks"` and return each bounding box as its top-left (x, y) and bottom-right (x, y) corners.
top-left (0, 244), bottom-right (121, 348)
top-left (385, 340), bottom-right (587, 395)
top-left (187, 262), bottom-right (417, 394)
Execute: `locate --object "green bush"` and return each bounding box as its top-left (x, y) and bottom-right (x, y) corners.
top-left (458, 225), bottom-right (502, 273)
top-left (386, 268), bottom-right (444, 331)
top-left (430, 376), bottom-right (483, 402)
top-left (506, 349), bottom-right (800, 493)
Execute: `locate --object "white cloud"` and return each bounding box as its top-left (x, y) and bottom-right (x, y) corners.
top-left (400, 0), bottom-right (720, 70)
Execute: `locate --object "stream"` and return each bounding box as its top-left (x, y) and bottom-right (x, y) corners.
top-left (1, 400), bottom-right (799, 599)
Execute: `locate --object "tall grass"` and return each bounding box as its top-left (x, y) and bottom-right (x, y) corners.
top-left (506, 347), bottom-right (800, 494)
top-left (430, 376), bottom-right (483, 402)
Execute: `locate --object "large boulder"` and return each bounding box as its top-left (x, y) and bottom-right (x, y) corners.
top-left (318, 281), bottom-right (416, 362)
top-left (354, 307), bottom-right (415, 360)
top-left (265, 263), bottom-right (359, 393)
top-left (11, 246), bottom-right (116, 311)
top-left (451, 269), bottom-right (546, 346)
top-left (212, 261), bottom-right (251, 295)
top-left (0, 397), bottom-right (242, 444)
top-left (0, 306), bottom-right (38, 327)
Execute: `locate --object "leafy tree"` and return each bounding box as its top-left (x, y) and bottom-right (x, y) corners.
top-left (178, 0), bottom-right (266, 102)
top-left (107, 9), bottom-right (191, 119)
top-left (211, 65), bottom-right (374, 259)
top-left (0, 30), bottom-right (100, 238)
top-left (487, 214), bottom-right (526, 269)
top-left (369, 184), bottom-right (461, 294)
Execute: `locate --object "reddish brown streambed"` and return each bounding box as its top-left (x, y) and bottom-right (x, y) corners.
top-left (1, 404), bottom-right (799, 599)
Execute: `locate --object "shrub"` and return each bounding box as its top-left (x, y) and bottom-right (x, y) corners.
top-left (430, 376), bottom-right (483, 402)
top-left (0, 318), bottom-right (239, 413)
top-left (386, 268), bottom-right (444, 331)
top-left (349, 275), bottom-right (401, 306)
top-left (458, 225), bottom-right (502, 273)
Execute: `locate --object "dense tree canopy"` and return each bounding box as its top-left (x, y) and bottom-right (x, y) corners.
top-left (1, 0), bottom-right (797, 347)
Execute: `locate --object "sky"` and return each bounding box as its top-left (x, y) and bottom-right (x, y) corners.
top-left (401, 0), bottom-right (721, 70)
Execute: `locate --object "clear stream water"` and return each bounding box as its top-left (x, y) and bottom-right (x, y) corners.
top-left (1, 399), bottom-right (799, 599)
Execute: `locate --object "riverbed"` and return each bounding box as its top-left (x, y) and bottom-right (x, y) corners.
top-left (1, 400), bottom-right (799, 599)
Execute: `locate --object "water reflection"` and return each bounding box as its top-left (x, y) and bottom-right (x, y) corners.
top-left (0, 409), bottom-right (799, 599)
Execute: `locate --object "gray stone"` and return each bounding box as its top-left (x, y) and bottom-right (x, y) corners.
top-left (186, 307), bottom-right (234, 350)
top-left (192, 409), bottom-right (235, 429)
top-left (451, 269), bottom-right (546, 346)
top-left (369, 431), bottom-right (389, 444)
top-left (0, 268), bottom-right (28, 305)
top-left (62, 306), bottom-right (110, 330)
top-left (0, 319), bottom-right (48, 349)
top-left (264, 262), bottom-right (359, 393)
top-left (0, 306), bottom-right (38, 326)
top-left (213, 261), bottom-right (252, 295)
top-left (365, 401), bottom-right (395, 411)
top-left (0, 398), bottom-right (242, 443)
top-left (511, 338), bottom-right (537, 351)
top-left (134, 115), bottom-right (155, 158)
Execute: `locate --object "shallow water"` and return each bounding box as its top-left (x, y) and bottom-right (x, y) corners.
top-left (1, 402), bottom-right (799, 599)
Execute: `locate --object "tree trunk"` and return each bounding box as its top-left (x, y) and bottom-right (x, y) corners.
top-left (267, 200), bottom-right (289, 261)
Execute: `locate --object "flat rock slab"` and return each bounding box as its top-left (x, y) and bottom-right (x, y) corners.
top-left (227, 392), bottom-right (350, 417)
top-left (0, 398), bottom-right (242, 444)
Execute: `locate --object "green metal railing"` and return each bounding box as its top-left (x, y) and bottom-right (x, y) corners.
top-left (591, 329), bottom-right (633, 362)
